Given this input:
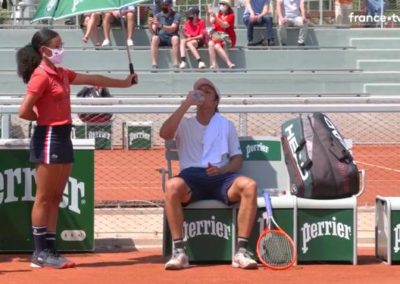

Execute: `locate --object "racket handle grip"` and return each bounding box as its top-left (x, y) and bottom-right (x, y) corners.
top-left (263, 191), bottom-right (273, 216)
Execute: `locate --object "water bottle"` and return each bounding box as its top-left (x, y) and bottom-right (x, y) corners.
top-left (264, 188), bottom-right (285, 197)
top-left (191, 90), bottom-right (204, 102)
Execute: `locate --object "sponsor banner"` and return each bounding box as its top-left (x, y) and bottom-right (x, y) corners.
top-left (0, 147), bottom-right (94, 252)
top-left (240, 140), bottom-right (281, 161)
top-left (297, 209), bottom-right (354, 262)
top-left (391, 212), bottom-right (400, 261)
top-left (127, 123), bottom-right (152, 149)
top-left (73, 123), bottom-right (112, 150)
top-left (164, 209), bottom-right (234, 262)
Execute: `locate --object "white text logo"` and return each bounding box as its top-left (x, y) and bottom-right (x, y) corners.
top-left (183, 216), bottom-right (231, 241)
top-left (301, 217), bottom-right (351, 254)
top-left (245, 143), bottom-right (269, 159)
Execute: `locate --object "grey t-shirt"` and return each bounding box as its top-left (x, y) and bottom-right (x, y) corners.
top-left (282, 0), bottom-right (302, 18)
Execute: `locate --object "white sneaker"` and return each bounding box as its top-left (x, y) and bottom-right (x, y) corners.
top-left (165, 248), bottom-right (189, 270)
top-left (179, 61), bottom-right (187, 69)
top-left (127, 39), bottom-right (134, 46)
top-left (101, 39), bottom-right (110, 46)
top-left (232, 248), bottom-right (258, 269)
top-left (198, 61), bottom-right (206, 69)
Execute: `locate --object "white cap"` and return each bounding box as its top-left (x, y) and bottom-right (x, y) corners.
top-left (193, 78), bottom-right (221, 99)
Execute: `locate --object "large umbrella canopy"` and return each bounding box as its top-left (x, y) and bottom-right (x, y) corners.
top-left (32, 0), bottom-right (149, 76)
top-left (32, 0), bottom-right (146, 22)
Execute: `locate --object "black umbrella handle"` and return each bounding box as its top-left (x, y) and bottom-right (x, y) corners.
top-left (129, 63), bottom-right (137, 84)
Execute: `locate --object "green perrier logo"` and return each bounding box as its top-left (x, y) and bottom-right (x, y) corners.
top-left (240, 140), bottom-right (281, 161)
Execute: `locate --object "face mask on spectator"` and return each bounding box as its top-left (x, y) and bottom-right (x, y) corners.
top-left (219, 4), bottom-right (227, 13)
top-left (44, 47), bottom-right (64, 64)
top-left (188, 16), bottom-right (194, 20)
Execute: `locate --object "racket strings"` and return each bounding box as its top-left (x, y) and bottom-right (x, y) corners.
top-left (259, 232), bottom-right (294, 267)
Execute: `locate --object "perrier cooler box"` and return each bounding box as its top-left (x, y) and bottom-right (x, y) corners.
top-left (73, 122), bottom-right (112, 150)
top-left (0, 139), bottom-right (95, 252)
top-left (126, 121), bottom-right (152, 149)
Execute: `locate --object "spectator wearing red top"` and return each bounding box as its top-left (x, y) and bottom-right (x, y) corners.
top-left (16, 28), bottom-right (138, 269)
top-left (335, 0), bottom-right (353, 25)
top-left (207, 0), bottom-right (236, 69)
top-left (179, 6), bottom-right (207, 69)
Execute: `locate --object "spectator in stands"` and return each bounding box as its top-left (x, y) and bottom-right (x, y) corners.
top-left (242, 0), bottom-right (275, 46)
top-left (146, 0), bottom-right (161, 47)
top-left (276, 0), bottom-right (308, 46)
top-left (147, 0), bottom-right (162, 27)
top-left (149, 0), bottom-right (181, 70)
top-left (364, 0), bottom-right (386, 27)
top-left (101, 6), bottom-right (136, 46)
top-left (159, 78), bottom-right (258, 270)
top-left (207, 0), bottom-right (236, 69)
top-left (16, 28), bottom-right (137, 269)
top-left (179, 6), bottom-right (207, 69)
top-left (335, 0), bottom-right (353, 25)
top-left (82, 13), bottom-right (102, 46)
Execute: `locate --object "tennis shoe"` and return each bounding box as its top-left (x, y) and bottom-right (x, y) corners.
top-left (179, 61), bottom-right (187, 69)
top-left (31, 249), bottom-right (75, 269)
top-left (232, 248), bottom-right (258, 269)
top-left (127, 39), bottom-right (134, 46)
top-left (165, 248), bottom-right (189, 270)
top-left (101, 39), bottom-right (111, 46)
top-left (198, 61), bottom-right (206, 69)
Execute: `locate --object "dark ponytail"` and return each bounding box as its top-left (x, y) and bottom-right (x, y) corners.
top-left (16, 28), bottom-right (59, 84)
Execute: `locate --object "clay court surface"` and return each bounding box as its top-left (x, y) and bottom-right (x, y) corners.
top-left (0, 248), bottom-right (399, 284)
top-left (1, 145), bottom-right (398, 283)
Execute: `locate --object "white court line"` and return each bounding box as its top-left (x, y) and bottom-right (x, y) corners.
top-left (355, 161), bottom-right (400, 173)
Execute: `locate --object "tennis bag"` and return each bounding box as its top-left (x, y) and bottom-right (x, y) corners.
top-left (77, 86), bottom-right (113, 123)
top-left (280, 112), bottom-right (359, 199)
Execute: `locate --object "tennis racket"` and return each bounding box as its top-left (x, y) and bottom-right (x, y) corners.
top-left (256, 191), bottom-right (297, 270)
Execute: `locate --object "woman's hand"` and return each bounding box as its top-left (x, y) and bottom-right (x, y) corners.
top-left (124, 73), bottom-right (138, 86)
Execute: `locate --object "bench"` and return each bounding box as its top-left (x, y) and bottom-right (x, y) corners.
top-left (375, 196), bottom-right (400, 264)
top-left (161, 134), bottom-right (365, 264)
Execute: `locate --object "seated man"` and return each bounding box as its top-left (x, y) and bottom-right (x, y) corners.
top-left (149, 0), bottom-right (181, 70)
top-left (276, 0), bottom-right (308, 46)
top-left (159, 78), bottom-right (258, 270)
top-left (243, 0), bottom-right (275, 46)
top-left (101, 6), bottom-right (136, 46)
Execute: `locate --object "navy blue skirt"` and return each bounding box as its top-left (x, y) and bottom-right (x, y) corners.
top-left (30, 124), bottom-right (74, 164)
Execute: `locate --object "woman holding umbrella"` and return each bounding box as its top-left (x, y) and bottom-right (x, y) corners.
top-left (16, 28), bottom-right (138, 269)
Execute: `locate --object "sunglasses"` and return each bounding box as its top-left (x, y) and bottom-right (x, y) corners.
top-left (219, 3), bottom-right (227, 6)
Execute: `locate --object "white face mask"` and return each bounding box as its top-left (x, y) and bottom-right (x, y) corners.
top-left (45, 47), bottom-right (64, 65)
top-left (219, 4), bottom-right (228, 13)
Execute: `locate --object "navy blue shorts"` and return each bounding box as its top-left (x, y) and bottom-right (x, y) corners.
top-left (177, 167), bottom-right (241, 206)
top-left (30, 124), bottom-right (74, 164)
top-left (158, 33), bottom-right (178, 47)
